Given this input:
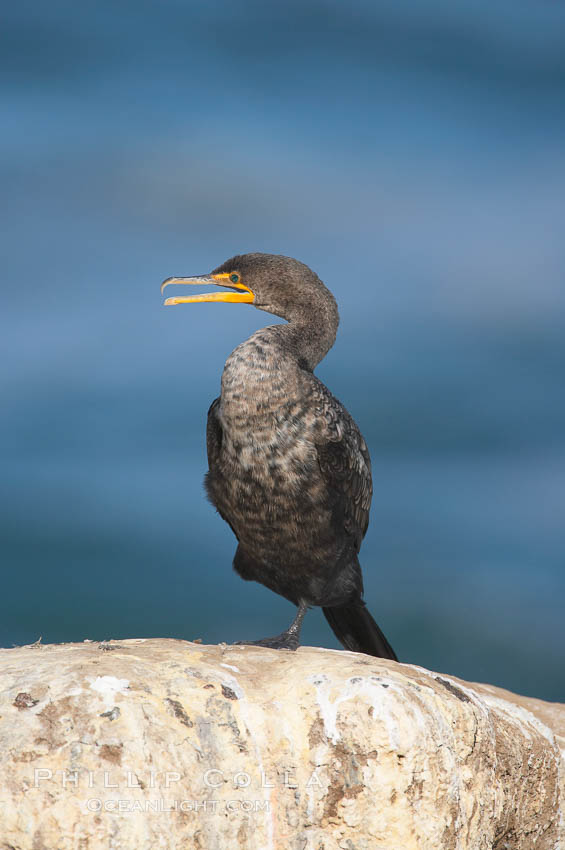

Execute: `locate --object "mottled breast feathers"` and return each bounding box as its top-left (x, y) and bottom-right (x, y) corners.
top-left (205, 374), bottom-right (373, 555)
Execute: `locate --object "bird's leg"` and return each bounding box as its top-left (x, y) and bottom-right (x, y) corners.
top-left (235, 600), bottom-right (308, 651)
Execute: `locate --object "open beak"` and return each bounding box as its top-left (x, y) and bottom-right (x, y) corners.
top-left (161, 273), bottom-right (254, 306)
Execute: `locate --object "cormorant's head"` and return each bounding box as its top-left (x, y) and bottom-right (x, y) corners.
top-left (161, 252), bottom-right (338, 325)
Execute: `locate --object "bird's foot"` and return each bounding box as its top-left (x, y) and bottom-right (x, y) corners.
top-left (233, 601), bottom-right (308, 652)
top-left (234, 631), bottom-right (300, 652)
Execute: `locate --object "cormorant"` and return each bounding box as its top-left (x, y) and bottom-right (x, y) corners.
top-left (161, 253), bottom-right (397, 660)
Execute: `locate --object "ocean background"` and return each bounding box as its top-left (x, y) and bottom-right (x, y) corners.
top-left (2, 0), bottom-right (564, 702)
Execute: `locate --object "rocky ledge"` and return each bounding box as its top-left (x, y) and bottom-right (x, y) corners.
top-left (0, 638), bottom-right (563, 849)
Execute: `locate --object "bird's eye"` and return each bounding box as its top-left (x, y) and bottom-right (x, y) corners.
top-left (230, 273), bottom-right (240, 284)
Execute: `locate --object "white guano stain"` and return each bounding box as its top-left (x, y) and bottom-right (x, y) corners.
top-left (88, 676), bottom-right (130, 709)
top-left (309, 673), bottom-right (407, 749)
top-left (218, 671), bottom-right (244, 700)
top-left (219, 670), bottom-right (275, 850)
top-left (480, 693), bottom-right (556, 745)
top-left (407, 664), bottom-right (492, 721)
top-left (309, 673), bottom-right (372, 745)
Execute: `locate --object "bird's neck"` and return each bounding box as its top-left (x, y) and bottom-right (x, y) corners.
top-left (277, 314), bottom-right (338, 371)
top-left (220, 299), bottom-right (339, 415)
top-left (267, 290), bottom-right (340, 370)
top-left (220, 313), bottom-right (338, 418)
top-left (225, 318), bottom-right (336, 379)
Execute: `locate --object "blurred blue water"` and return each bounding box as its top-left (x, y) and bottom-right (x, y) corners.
top-left (2, 0), bottom-right (564, 701)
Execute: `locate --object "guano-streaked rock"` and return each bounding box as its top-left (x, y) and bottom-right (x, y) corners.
top-left (0, 638), bottom-right (563, 849)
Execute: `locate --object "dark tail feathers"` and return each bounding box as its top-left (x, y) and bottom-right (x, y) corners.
top-left (323, 602), bottom-right (398, 661)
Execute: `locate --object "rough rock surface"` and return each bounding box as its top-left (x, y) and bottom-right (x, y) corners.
top-left (0, 638), bottom-right (563, 849)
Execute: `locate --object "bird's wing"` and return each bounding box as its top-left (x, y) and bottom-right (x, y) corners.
top-left (205, 396), bottom-right (241, 540)
top-left (206, 397), bottom-right (223, 470)
top-left (309, 376), bottom-right (373, 552)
